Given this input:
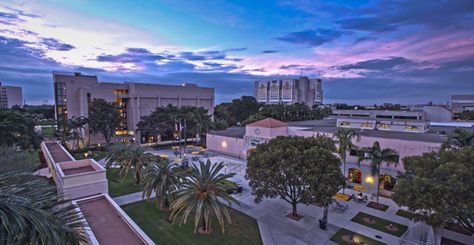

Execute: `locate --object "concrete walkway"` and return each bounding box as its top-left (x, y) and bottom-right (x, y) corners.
top-left (114, 191), bottom-right (156, 206)
top-left (111, 155), bottom-right (412, 245)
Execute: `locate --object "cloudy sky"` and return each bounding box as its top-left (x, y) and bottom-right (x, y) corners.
top-left (1, 0), bottom-right (474, 105)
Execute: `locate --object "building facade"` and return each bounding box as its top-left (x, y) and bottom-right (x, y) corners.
top-left (0, 82), bottom-right (22, 108)
top-left (254, 77), bottom-right (322, 105)
top-left (451, 94), bottom-right (474, 119)
top-left (53, 72), bottom-right (215, 144)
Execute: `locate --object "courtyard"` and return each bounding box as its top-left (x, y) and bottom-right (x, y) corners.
top-left (108, 147), bottom-right (422, 245)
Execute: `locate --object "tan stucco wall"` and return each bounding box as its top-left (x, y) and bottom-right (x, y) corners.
top-left (206, 134), bottom-right (245, 157)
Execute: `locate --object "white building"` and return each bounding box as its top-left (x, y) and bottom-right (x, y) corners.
top-left (254, 77), bottom-right (322, 105)
top-left (0, 82), bottom-right (22, 108)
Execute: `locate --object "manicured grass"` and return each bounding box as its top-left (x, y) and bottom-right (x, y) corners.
top-left (395, 209), bottom-right (415, 220)
top-left (330, 228), bottom-right (386, 245)
top-left (106, 168), bottom-right (142, 197)
top-left (73, 150), bottom-right (108, 161)
top-left (351, 212), bottom-right (408, 237)
top-left (122, 200), bottom-right (262, 245)
top-left (41, 126), bottom-right (56, 138)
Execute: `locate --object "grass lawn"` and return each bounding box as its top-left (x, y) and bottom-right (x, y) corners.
top-left (106, 168), bottom-right (142, 197)
top-left (330, 228), bottom-right (386, 245)
top-left (351, 212), bottom-right (408, 237)
top-left (122, 200), bottom-right (262, 245)
top-left (41, 126), bottom-right (56, 138)
top-left (395, 209), bottom-right (415, 220)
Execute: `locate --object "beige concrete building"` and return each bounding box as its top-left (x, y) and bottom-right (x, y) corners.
top-left (0, 82), bottom-right (22, 108)
top-left (206, 117), bottom-right (448, 197)
top-left (53, 72), bottom-right (214, 144)
top-left (40, 141), bottom-right (154, 244)
top-left (254, 77), bottom-right (322, 105)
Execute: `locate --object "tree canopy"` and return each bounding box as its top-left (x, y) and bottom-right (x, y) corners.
top-left (0, 108), bottom-right (41, 149)
top-left (246, 136), bottom-right (342, 218)
top-left (0, 172), bottom-right (87, 244)
top-left (88, 98), bottom-right (119, 144)
top-left (393, 147), bottom-right (474, 233)
top-left (442, 128), bottom-right (474, 149)
top-left (137, 105), bottom-right (212, 143)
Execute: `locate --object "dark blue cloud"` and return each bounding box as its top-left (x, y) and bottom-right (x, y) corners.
top-left (337, 57), bottom-right (413, 71)
top-left (276, 29), bottom-right (343, 46)
top-left (40, 38), bottom-right (75, 51)
top-left (261, 50), bottom-right (278, 54)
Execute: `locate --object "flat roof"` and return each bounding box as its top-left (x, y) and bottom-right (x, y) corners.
top-left (290, 119), bottom-right (447, 143)
top-left (209, 127), bottom-right (245, 138)
top-left (78, 196), bottom-right (146, 245)
top-left (45, 142), bottom-right (74, 162)
top-left (62, 166), bottom-right (96, 176)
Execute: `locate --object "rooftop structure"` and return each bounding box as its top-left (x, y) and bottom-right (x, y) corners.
top-left (75, 195), bottom-right (153, 245)
top-left (40, 141), bottom-right (154, 245)
top-left (451, 94), bottom-right (474, 119)
top-left (53, 72), bottom-right (215, 144)
top-left (254, 77), bottom-right (322, 105)
top-left (0, 82), bottom-right (22, 108)
top-left (331, 109), bottom-right (429, 133)
top-left (41, 141), bottom-right (108, 199)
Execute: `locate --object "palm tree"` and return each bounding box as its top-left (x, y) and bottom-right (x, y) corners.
top-left (170, 160), bottom-right (239, 234)
top-left (333, 128), bottom-right (361, 194)
top-left (106, 143), bottom-right (155, 184)
top-left (0, 172), bottom-right (87, 244)
top-left (357, 141), bottom-right (399, 204)
top-left (442, 128), bottom-right (474, 149)
top-left (141, 160), bottom-right (182, 210)
top-left (68, 116), bottom-right (88, 150)
top-left (188, 108), bottom-right (212, 146)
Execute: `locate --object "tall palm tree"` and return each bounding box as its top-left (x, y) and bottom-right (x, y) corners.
top-left (0, 172), bottom-right (87, 244)
top-left (68, 116), bottom-right (88, 150)
top-left (170, 160), bottom-right (239, 234)
top-left (141, 160), bottom-right (182, 210)
top-left (106, 143), bottom-right (155, 184)
top-left (188, 108), bottom-right (212, 146)
top-left (442, 128), bottom-right (474, 149)
top-left (333, 128), bottom-right (361, 194)
top-left (358, 141), bottom-right (399, 204)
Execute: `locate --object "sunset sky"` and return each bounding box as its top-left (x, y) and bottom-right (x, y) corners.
top-left (1, 0), bottom-right (474, 104)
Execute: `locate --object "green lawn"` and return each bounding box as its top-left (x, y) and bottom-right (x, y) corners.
top-left (395, 209), bottom-right (415, 220)
top-left (351, 212), bottom-right (408, 237)
top-left (106, 168), bottom-right (142, 197)
top-left (122, 200), bottom-right (262, 245)
top-left (330, 228), bottom-right (386, 245)
top-left (41, 126), bottom-right (56, 138)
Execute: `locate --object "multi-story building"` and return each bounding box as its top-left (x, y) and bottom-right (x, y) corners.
top-left (53, 72), bottom-right (215, 144)
top-left (331, 109), bottom-right (429, 133)
top-left (254, 77), bottom-right (322, 105)
top-left (451, 94), bottom-right (474, 119)
top-left (0, 82), bottom-right (22, 108)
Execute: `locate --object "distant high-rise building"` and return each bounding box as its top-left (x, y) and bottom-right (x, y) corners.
top-left (254, 77), bottom-right (323, 105)
top-left (53, 72), bottom-right (215, 144)
top-left (0, 82), bottom-right (23, 108)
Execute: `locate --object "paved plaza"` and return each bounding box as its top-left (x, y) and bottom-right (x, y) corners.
top-left (112, 148), bottom-right (419, 245)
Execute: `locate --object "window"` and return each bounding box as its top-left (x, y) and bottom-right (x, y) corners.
top-left (268, 80), bottom-right (280, 101)
top-left (256, 82), bottom-right (268, 102)
top-left (54, 82), bottom-right (67, 120)
top-left (281, 80), bottom-right (293, 102)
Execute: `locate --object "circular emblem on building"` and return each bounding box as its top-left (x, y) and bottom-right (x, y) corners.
top-left (255, 128), bottom-right (261, 135)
